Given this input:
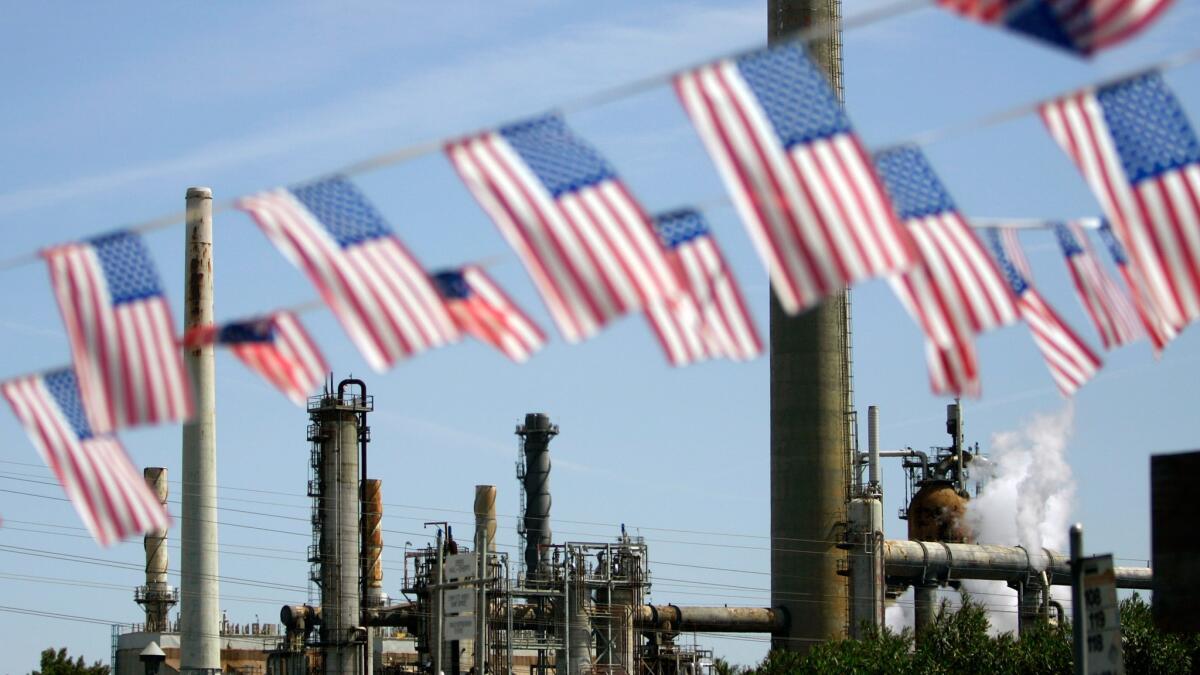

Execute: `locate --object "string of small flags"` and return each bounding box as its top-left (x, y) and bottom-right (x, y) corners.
top-left (0, 0), bottom-right (1194, 545)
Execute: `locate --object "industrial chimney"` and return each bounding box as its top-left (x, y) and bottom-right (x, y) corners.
top-left (362, 479), bottom-right (387, 607)
top-left (309, 378), bottom-right (371, 674)
top-left (517, 413), bottom-right (557, 577)
top-left (135, 467), bottom-right (177, 632)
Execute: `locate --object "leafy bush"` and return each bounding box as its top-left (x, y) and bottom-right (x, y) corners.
top-left (30, 648), bottom-right (109, 675)
top-left (734, 592), bottom-right (1195, 674)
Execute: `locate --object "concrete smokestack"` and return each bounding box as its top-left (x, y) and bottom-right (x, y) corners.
top-left (517, 413), bottom-right (557, 576)
top-left (768, 0), bottom-right (850, 650)
top-left (181, 186), bottom-right (221, 672)
top-left (136, 467), bottom-right (176, 633)
top-left (474, 485), bottom-right (497, 553)
top-left (362, 479), bottom-right (386, 607)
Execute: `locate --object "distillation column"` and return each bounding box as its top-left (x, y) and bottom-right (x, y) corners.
top-left (136, 467), bottom-right (177, 632)
top-left (768, 0), bottom-right (851, 650)
top-left (518, 413), bottom-right (557, 577)
top-left (312, 385), bottom-right (369, 675)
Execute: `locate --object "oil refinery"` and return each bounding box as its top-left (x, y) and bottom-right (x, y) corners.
top-left (110, 378), bottom-right (1152, 674)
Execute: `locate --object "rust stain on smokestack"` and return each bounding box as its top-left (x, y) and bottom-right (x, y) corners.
top-left (474, 485), bottom-right (497, 552)
top-left (362, 479), bottom-right (385, 605)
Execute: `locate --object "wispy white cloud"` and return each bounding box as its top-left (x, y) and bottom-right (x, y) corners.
top-left (0, 3), bottom-right (759, 217)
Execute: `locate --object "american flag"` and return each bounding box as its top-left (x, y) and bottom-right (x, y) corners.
top-left (237, 176), bottom-right (459, 372)
top-left (1096, 219), bottom-right (1179, 353)
top-left (673, 43), bottom-right (916, 315)
top-left (43, 231), bottom-right (193, 433)
top-left (986, 229), bottom-right (1102, 396)
top-left (1, 368), bottom-right (170, 546)
top-left (445, 114), bottom-right (681, 343)
top-left (1054, 221), bottom-right (1143, 349)
top-left (873, 146), bottom-right (1018, 396)
top-left (184, 312), bottom-right (327, 405)
top-left (1040, 72), bottom-right (1200, 331)
top-left (937, 0), bottom-right (1175, 56)
top-left (647, 210), bottom-right (762, 366)
top-left (432, 266), bottom-right (547, 363)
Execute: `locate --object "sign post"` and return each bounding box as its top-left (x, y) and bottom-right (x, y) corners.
top-left (1082, 554), bottom-right (1124, 675)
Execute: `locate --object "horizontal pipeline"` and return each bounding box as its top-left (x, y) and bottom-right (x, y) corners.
top-left (883, 540), bottom-right (1151, 589)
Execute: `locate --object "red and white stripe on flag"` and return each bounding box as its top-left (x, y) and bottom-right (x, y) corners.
top-left (673, 44), bottom-right (916, 314)
top-left (1055, 222), bottom-right (1143, 350)
top-left (2, 371), bottom-right (170, 546)
top-left (646, 210), bottom-right (761, 366)
top-left (992, 229), bottom-right (1102, 396)
top-left (43, 234), bottom-right (192, 434)
top-left (871, 146), bottom-right (1016, 396)
top-left (936, 0), bottom-right (1176, 56)
top-left (185, 312), bottom-right (328, 406)
top-left (245, 312), bottom-right (329, 404)
top-left (237, 183), bottom-right (458, 372)
top-left (1019, 290), bottom-right (1103, 396)
top-left (450, 266), bottom-right (548, 363)
top-left (445, 116), bottom-right (681, 343)
top-left (1096, 220), bottom-right (1179, 355)
top-left (1040, 73), bottom-right (1200, 331)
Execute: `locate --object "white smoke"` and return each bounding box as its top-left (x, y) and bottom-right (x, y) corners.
top-left (963, 404), bottom-right (1077, 634)
top-left (885, 587), bottom-right (913, 633)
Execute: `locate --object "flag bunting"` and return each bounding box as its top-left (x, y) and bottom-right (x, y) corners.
top-left (445, 114), bottom-right (681, 343)
top-left (184, 311), bottom-right (328, 406)
top-left (987, 228), bottom-right (1102, 395)
top-left (42, 231), bottom-right (193, 433)
top-left (1, 368), bottom-right (170, 546)
top-left (432, 266), bottom-right (547, 363)
top-left (237, 176), bottom-right (459, 372)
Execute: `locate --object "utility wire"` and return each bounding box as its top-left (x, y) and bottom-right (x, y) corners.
top-left (0, 8), bottom-right (1198, 274)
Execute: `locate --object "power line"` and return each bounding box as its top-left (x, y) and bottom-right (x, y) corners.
top-left (0, 13), bottom-right (1196, 277)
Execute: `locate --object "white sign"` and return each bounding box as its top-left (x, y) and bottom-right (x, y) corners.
top-left (444, 613), bottom-right (476, 642)
top-left (445, 553), bottom-right (477, 581)
top-left (444, 587), bottom-right (476, 614)
top-left (1083, 554), bottom-right (1124, 675)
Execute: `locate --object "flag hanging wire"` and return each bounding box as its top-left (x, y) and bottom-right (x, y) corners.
top-left (1, 8), bottom-right (1198, 274)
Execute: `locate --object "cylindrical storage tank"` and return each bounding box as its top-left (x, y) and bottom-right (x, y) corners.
top-left (318, 403), bottom-right (361, 674)
top-left (907, 481), bottom-right (971, 543)
top-left (362, 479), bottom-right (387, 607)
top-left (847, 497), bottom-right (884, 637)
top-left (518, 413), bottom-right (556, 576)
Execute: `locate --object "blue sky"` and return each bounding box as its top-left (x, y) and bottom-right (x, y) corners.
top-left (1, 1), bottom-right (1198, 670)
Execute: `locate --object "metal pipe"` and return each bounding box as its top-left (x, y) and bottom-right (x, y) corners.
top-left (914, 584), bottom-right (938, 640)
top-left (883, 539), bottom-right (1151, 588)
top-left (635, 606), bottom-right (783, 633)
top-left (868, 406), bottom-right (880, 489)
top-left (434, 529), bottom-right (444, 675)
top-left (873, 449), bottom-right (930, 480)
top-left (180, 186), bottom-right (220, 673)
top-left (475, 485), bottom-right (493, 675)
top-left (1071, 524), bottom-right (1085, 675)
